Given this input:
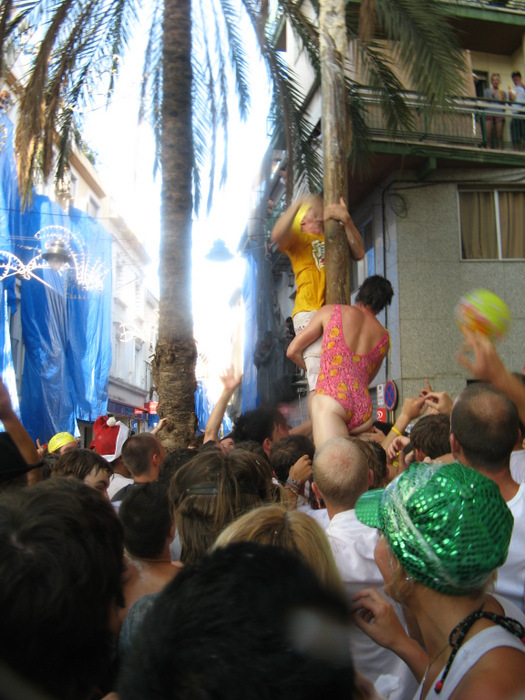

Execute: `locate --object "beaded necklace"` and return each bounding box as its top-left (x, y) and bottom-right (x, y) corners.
top-left (430, 604), bottom-right (525, 695)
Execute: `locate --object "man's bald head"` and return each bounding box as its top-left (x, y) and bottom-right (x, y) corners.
top-left (451, 382), bottom-right (518, 472)
top-left (312, 437), bottom-right (372, 511)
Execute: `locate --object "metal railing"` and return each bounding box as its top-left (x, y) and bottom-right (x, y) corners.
top-left (361, 92), bottom-right (525, 153)
top-left (443, 0), bottom-right (525, 12)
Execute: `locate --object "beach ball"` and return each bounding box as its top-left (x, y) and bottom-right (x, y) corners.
top-left (456, 289), bottom-right (511, 342)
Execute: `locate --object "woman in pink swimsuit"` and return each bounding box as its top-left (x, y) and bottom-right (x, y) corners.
top-left (287, 275), bottom-right (393, 447)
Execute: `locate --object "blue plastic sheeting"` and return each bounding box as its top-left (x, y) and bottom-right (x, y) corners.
top-left (18, 199), bottom-right (112, 442)
top-left (0, 115), bottom-right (19, 314)
top-left (0, 115), bottom-right (20, 413)
top-left (0, 288), bottom-right (19, 417)
top-left (0, 115), bottom-right (112, 443)
top-left (195, 379), bottom-right (232, 437)
top-left (241, 254), bottom-right (258, 412)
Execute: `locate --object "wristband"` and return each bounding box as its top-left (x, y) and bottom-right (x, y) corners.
top-left (286, 477), bottom-right (300, 489)
top-left (391, 426), bottom-right (403, 437)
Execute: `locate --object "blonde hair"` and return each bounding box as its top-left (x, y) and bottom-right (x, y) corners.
top-left (214, 504), bottom-right (344, 594)
top-left (384, 539), bottom-right (497, 603)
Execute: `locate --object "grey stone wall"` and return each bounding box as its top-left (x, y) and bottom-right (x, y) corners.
top-left (357, 168), bottom-right (525, 415)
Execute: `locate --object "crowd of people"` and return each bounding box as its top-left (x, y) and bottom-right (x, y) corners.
top-left (0, 317), bottom-right (525, 699)
top-left (0, 192), bottom-right (524, 698)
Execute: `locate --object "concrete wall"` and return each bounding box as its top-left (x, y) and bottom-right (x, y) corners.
top-left (378, 168), bottom-right (525, 410)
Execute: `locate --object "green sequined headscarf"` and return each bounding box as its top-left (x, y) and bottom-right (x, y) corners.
top-left (355, 462), bottom-right (514, 595)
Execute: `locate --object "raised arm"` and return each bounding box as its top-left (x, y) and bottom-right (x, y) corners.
top-left (0, 378), bottom-right (41, 484)
top-left (381, 395), bottom-right (426, 454)
top-left (457, 329), bottom-right (525, 425)
top-left (203, 367), bottom-right (243, 445)
top-left (324, 197), bottom-right (365, 261)
top-left (270, 197), bottom-right (310, 252)
top-left (286, 307), bottom-right (329, 370)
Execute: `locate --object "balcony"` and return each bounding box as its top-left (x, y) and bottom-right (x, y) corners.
top-left (363, 91), bottom-right (525, 155)
top-left (340, 90), bottom-right (525, 207)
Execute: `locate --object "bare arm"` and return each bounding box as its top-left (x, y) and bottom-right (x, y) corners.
top-left (286, 307), bottom-right (329, 370)
top-left (203, 368), bottom-right (243, 445)
top-left (457, 329), bottom-right (525, 426)
top-left (151, 417), bottom-right (172, 436)
top-left (381, 396), bottom-right (426, 454)
top-left (424, 391), bottom-right (454, 417)
top-left (352, 588), bottom-right (428, 681)
top-left (324, 197), bottom-right (365, 260)
top-left (0, 378), bottom-right (41, 484)
top-left (270, 197), bottom-right (310, 251)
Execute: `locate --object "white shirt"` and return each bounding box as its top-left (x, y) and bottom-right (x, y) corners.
top-left (107, 472), bottom-right (134, 499)
top-left (511, 83), bottom-right (525, 110)
top-left (496, 483), bottom-right (525, 610)
top-left (298, 503), bottom-right (330, 529)
top-left (510, 450), bottom-right (525, 483)
top-left (326, 509), bottom-right (418, 700)
top-left (412, 595), bottom-right (525, 700)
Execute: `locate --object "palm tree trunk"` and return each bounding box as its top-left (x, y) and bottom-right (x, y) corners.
top-left (319, 0), bottom-right (351, 304)
top-left (153, 0), bottom-right (197, 449)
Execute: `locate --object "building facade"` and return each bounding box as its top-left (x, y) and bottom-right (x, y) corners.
top-left (0, 77), bottom-right (159, 445)
top-left (244, 0), bottom-right (525, 419)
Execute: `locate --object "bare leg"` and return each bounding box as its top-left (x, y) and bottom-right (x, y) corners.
top-left (311, 394), bottom-right (351, 448)
top-left (348, 416), bottom-right (374, 435)
top-left (486, 118), bottom-right (494, 147)
top-left (496, 119), bottom-right (505, 148)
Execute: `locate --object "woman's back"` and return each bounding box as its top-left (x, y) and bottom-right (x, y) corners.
top-left (338, 304), bottom-right (388, 356)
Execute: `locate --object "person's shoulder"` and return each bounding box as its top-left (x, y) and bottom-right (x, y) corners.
top-left (111, 482), bottom-right (134, 503)
top-left (456, 645), bottom-right (525, 699)
top-left (340, 304), bottom-right (361, 318)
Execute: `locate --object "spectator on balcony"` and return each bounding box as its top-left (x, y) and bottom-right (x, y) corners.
top-left (510, 71), bottom-right (525, 151)
top-left (271, 195), bottom-right (364, 395)
top-left (484, 73), bottom-right (507, 148)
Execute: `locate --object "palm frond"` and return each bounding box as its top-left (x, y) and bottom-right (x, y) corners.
top-left (277, 0), bottom-right (320, 76)
top-left (139, 0), bottom-right (162, 126)
top-left (241, 0), bottom-right (322, 203)
top-left (353, 38), bottom-right (414, 134)
top-left (358, 0), bottom-right (376, 45)
top-left (0, 0), bottom-right (14, 75)
top-left (217, 0), bottom-right (251, 120)
top-left (15, 0), bottom-right (77, 200)
top-left (373, 0), bottom-right (466, 106)
top-left (345, 78), bottom-right (373, 175)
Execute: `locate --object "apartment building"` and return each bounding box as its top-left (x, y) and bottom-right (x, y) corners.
top-left (244, 0), bottom-right (525, 416)
top-left (0, 78), bottom-right (159, 445)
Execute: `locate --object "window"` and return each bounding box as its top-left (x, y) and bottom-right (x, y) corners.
top-left (87, 196), bottom-right (100, 219)
top-left (70, 173), bottom-right (77, 206)
top-left (459, 188), bottom-right (525, 260)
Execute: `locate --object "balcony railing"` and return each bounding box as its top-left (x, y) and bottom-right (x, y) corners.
top-left (362, 91), bottom-right (525, 154)
top-left (445, 0), bottom-right (525, 12)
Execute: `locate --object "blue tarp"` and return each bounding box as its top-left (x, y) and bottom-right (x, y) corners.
top-left (241, 253), bottom-right (258, 412)
top-left (0, 115), bottom-right (113, 442)
top-left (0, 114), bottom-right (20, 414)
top-left (195, 380), bottom-right (232, 437)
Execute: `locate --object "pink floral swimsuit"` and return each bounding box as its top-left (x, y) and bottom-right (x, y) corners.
top-left (315, 305), bottom-right (389, 430)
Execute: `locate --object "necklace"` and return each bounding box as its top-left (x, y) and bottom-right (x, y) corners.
top-left (420, 604), bottom-right (525, 698)
top-left (419, 642), bottom-right (450, 700)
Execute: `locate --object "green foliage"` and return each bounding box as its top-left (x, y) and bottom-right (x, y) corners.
top-left (2, 0), bottom-right (466, 209)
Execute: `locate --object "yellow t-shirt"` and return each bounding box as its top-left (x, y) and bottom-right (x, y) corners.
top-left (284, 230), bottom-right (325, 316)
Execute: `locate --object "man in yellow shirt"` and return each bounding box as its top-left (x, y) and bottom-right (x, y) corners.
top-left (271, 194), bottom-right (364, 392)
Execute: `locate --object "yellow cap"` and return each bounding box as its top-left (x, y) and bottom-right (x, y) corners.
top-left (48, 432), bottom-right (76, 454)
top-left (291, 204), bottom-right (312, 236)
